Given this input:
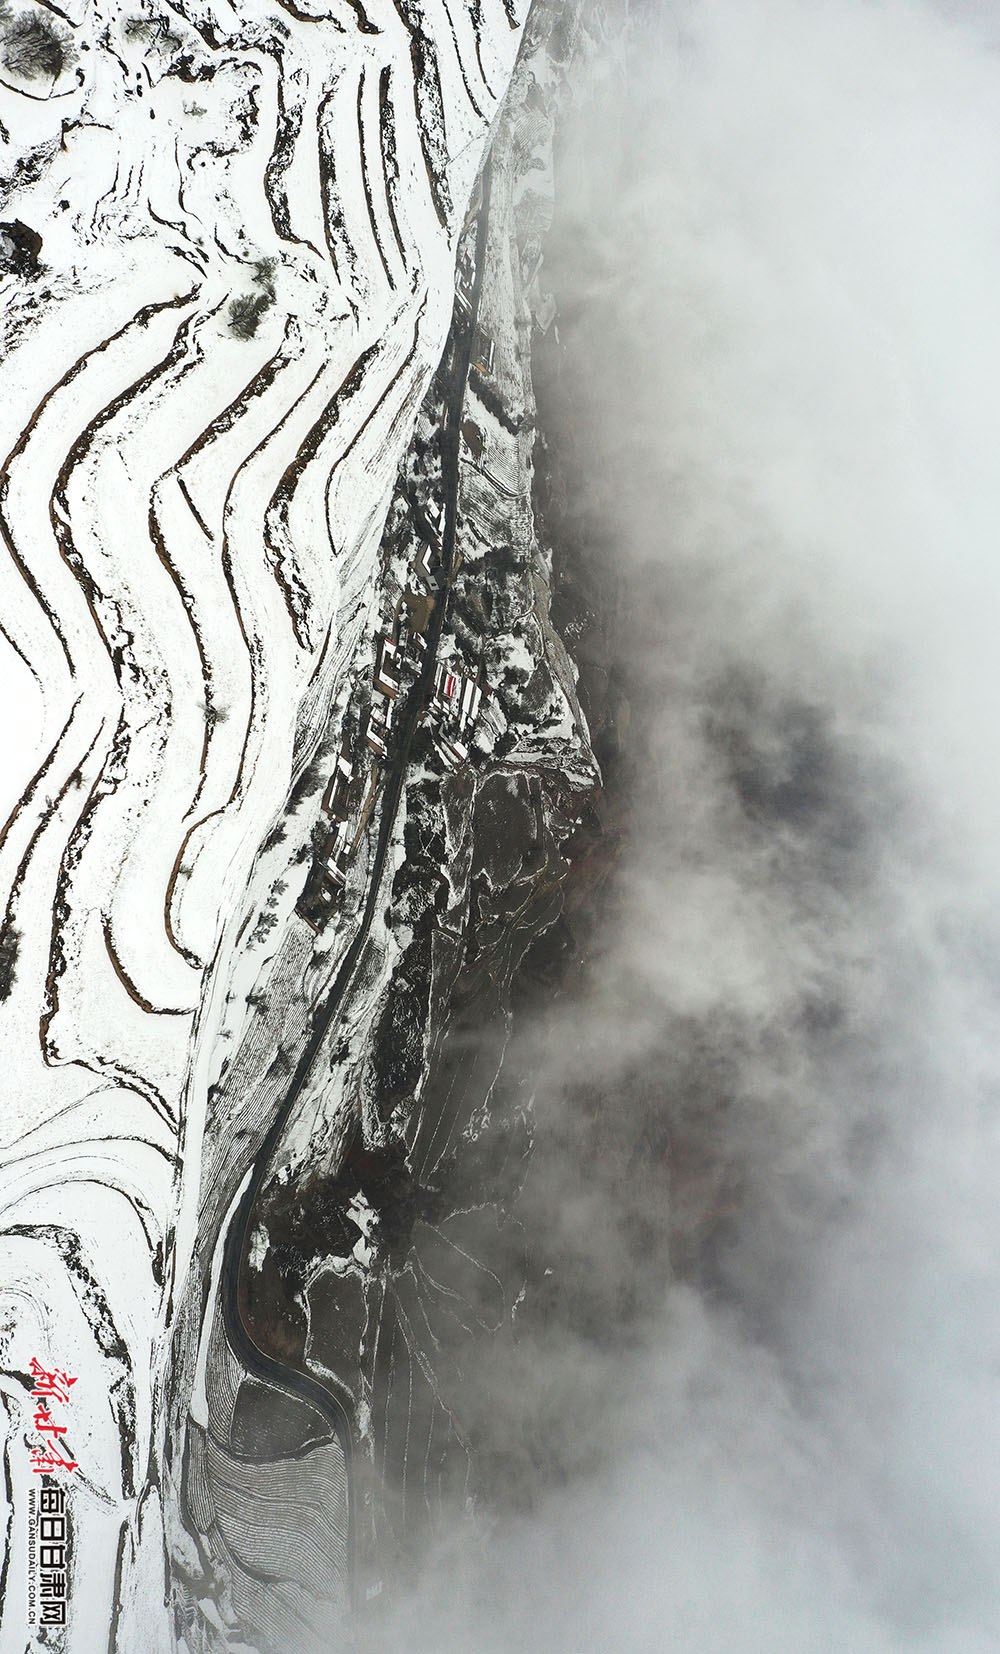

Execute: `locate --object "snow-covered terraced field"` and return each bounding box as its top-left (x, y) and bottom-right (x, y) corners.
top-left (0, 0), bottom-right (532, 1645)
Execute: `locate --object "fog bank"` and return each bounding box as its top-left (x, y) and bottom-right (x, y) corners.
top-left (362, 2), bottom-right (1000, 1647)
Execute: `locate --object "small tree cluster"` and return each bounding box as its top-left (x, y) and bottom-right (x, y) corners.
top-left (227, 290), bottom-right (272, 341)
top-left (227, 257), bottom-right (279, 340)
top-left (0, 925), bottom-right (21, 1003)
top-left (1, 9), bottom-right (74, 83)
top-left (122, 13), bottom-right (183, 55)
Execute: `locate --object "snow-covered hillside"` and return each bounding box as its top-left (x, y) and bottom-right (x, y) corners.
top-left (0, 1), bottom-right (539, 1646)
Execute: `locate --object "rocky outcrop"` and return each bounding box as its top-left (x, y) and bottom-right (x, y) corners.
top-left (163, 4), bottom-right (607, 1644)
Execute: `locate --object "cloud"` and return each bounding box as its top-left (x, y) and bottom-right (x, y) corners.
top-left (359, 1), bottom-right (1000, 1647)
